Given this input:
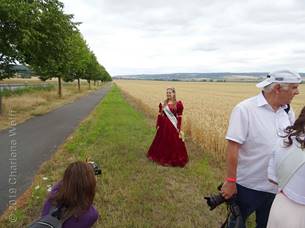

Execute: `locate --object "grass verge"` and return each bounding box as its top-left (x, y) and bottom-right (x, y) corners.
top-left (0, 84), bottom-right (55, 97)
top-left (1, 85), bottom-right (230, 227)
top-left (0, 82), bottom-right (107, 131)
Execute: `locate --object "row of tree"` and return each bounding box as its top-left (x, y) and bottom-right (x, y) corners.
top-left (0, 0), bottom-right (112, 98)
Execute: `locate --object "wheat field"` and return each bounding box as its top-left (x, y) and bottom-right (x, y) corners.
top-left (115, 80), bottom-right (305, 163)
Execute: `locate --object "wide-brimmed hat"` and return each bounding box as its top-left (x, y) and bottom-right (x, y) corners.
top-left (256, 70), bottom-right (302, 88)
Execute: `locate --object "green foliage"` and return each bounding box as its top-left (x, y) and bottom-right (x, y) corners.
top-left (0, 0), bottom-right (29, 79)
top-left (0, 0), bottom-right (111, 91)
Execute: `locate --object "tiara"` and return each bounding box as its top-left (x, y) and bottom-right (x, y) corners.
top-left (167, 87), bottom-right (175, 92)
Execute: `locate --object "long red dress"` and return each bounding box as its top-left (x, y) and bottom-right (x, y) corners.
top-left (147, 100), bottom-right (189, 167)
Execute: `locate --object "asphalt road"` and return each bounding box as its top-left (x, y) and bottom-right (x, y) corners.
top-left (0, 85), bottom-right (110, 214)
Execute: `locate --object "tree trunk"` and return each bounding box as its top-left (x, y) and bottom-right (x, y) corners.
top-left (77, 78), bottom-right (81, 92)
top-left (88, 80), bottom-right (91, 90)
top-left (93, 80), bottom-right (96, 86)
top-left (58, 76), bottom-right (62, 97)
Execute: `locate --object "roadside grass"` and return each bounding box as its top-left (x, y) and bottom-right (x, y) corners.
top-left (0, 82), bottom-right (106, 131)
top-left (1, 85), bottom-right (235, 227)
top-left (0, 84), bottom-right (55, 97)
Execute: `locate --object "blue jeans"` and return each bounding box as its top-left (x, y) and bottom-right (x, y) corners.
top-left (228, 184), bottom-right (275, 228)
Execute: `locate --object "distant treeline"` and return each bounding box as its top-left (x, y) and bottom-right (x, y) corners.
top-left (0, 0), bottom-right (112, 97)
top-left (113, 72), bottom-right (305, 82)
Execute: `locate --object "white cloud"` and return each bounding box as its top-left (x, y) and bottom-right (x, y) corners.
top-left (62, 0), bottom-right (305, 75)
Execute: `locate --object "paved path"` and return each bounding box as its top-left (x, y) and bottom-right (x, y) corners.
top-left (0, 85), bottom-right (110, 214)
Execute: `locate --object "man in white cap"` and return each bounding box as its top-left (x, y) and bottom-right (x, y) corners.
top-left (221, 70), bottom-right (302, 228)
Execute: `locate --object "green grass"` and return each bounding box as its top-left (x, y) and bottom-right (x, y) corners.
top-left (0, 85), bottom-right (231, 227)
top-left (0, 84), bottom-right (55, 97)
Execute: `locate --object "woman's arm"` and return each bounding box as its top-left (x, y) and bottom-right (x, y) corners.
top-left (156, 103), bottom-right (163, 129)
top-left (41, 198), bottom-right (52, 216)
top-left (176, 101), bottom-right (183, 131)
top-left (41, 181), bottom-right (62, 216)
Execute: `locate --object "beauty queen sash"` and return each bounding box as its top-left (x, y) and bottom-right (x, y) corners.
top-left (163, 105), bottom-right (178, 130)
top-left (163, 105), bottom-right (185, 141)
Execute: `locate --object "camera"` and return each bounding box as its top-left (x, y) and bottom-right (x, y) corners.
top-left (204, 184), bottom-right (233, 210)
top-left (204, 184), bottom-right (244, 228)
top-left (88, 161), bottom-right (102, 175)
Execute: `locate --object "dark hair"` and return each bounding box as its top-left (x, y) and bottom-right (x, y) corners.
top-left (283, 106), bottom-right (305, 149)
top-left (50, 161), bottom-right (96, 217)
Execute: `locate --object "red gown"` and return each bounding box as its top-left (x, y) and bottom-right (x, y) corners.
top-left (147, 101), bottom-right (189, 167)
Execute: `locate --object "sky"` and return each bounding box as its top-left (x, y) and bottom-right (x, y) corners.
top-left (62, 0), bottom-right (305, 75)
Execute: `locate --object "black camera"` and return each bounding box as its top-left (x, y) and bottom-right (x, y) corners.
top-left (204, 184), bottom-right (232, 210)
top-left (204, 184), bottom-right (244, 228)
top-left (88, 161), bottom-right (102, 175)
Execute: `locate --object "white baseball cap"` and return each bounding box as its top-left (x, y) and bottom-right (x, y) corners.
top-left (256, 70), bottom-right (302, 88)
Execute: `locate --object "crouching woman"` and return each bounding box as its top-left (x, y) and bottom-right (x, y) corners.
top-left (41, 161), bottom-right (99, 228)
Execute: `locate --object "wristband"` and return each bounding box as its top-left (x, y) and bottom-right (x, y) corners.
top-left (226, 177), bottom-right (236, 183)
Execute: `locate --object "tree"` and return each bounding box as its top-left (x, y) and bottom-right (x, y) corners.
top-left (17, 0), bottom-right (77, 97)
top-left (0, 0), bottom-right (33, 79)
top-left (0, 0), bottom-right (111, 101)
top-left (64, 31), bottom-right (91, 91)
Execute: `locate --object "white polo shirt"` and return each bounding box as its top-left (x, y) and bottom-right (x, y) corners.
top-left (226, 92), bottom-right (295, 194)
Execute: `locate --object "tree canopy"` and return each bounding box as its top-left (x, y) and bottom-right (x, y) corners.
top-left (0, 0), bottom-right (111, 95)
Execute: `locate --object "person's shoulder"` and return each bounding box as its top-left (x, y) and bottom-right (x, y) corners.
top-left (176, 100), bottom-right (184, 109)
top-left (176, 100), bottom-right (183, 106)
top-left (235, 95), bottom-right (257, 110)
top-left (87, 205), bottom-right (99, 221)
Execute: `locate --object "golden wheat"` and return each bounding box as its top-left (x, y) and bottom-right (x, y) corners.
top-left (115, 80), bottom-right (305, 162)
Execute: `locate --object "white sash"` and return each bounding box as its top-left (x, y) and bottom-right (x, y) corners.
top-left (163, 105), bottom-right (178, 130)
top-left (277, 146), bottom-right (305, 190)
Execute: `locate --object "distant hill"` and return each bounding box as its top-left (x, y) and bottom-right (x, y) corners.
top-left (113, 72), bottom-right (305, 82)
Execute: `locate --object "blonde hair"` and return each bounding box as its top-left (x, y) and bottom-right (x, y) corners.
top-left (163, 87), bottom-right (177, 107)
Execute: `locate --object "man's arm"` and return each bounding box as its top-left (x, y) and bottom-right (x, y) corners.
top-left (221, 140), bottom-right (240, 199)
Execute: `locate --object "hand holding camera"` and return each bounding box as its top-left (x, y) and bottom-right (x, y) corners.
top-left (204, 183), bottom-right (244, 228)
top-left (221, 181), bottom-right (237, 200)
top-left (87, 161), bottom-right (102, 176)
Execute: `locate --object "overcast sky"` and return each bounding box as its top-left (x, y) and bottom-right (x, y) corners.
top-left (62, 0), bottom-right (305, 75)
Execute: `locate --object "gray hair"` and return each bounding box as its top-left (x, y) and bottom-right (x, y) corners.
top-left (263, 83), bottom-right (290, 92)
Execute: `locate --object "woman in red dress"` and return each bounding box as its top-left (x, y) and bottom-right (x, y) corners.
top-left (147, 87), bottom-right (188, 167)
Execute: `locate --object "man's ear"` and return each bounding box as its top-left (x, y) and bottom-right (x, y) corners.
top-left (273, 84), bottom-right (281, 94)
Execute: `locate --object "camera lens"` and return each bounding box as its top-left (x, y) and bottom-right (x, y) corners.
top-left (204, 193), bottom-right (226, 210)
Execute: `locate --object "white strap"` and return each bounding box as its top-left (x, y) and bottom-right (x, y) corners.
top-left (277, 147), bottom-right (305, 190)
top-left (163, 105), bottom-right (178, 130)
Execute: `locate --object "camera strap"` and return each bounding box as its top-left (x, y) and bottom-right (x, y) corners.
top-left (220, 205), bottom-right (231, 228)
top-left (221, 204), bottom-right (245, 228)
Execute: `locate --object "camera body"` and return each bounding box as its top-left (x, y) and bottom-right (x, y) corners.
top-left (204, 184), bottom-right (241, 218)
top-left (204, 192), bottom-right (227, 210)
top-left (204, 183), bottom-right (228, 210)
top-left (88, 161), bottom-right (102, 175)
